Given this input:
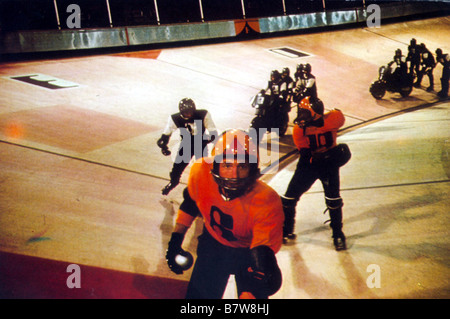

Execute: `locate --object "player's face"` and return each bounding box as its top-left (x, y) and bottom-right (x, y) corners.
top-left (295, 108), bottom-right (313, 127)
top-left (218, 160), bottom-right (250, 180)
top-left (181, 108), bottom-right (195, 119)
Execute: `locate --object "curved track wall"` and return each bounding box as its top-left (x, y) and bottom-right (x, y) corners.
top-left (0, 2), bottom-right (447, 55)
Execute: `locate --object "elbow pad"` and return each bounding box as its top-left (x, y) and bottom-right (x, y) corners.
top-left (179, 187), bottom-right (201, 218)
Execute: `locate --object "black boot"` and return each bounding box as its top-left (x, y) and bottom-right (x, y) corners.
top-left (327, 204), bottom-right (346, 251)
top-left (162, 179), bottom-right (179, 195)
top-left (281, 196), bottom-right (297, 243)
top-left (162, 163), bottom-right (187, 196)
top-left (332, 228), bottom-right (347, 251)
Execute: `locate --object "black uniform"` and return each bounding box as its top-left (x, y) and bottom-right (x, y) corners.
top-left (406, 38), bottom-right (421, 76)
top-left (293, 64), bottom-right (318, 102)
top-left (436, 49), bottom-right (450, 98)
top-left (415, 44), bottom-right (436, 91)
top-left (281, 68), bottom-right (295, 102)
top-left (158, 109), bottom-right (217, 195)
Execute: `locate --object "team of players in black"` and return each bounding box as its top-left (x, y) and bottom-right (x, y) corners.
top-left (393, 38), bottom-right (449, 98)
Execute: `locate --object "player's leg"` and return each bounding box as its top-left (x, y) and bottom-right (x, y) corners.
top-left (321, 167), bottom-right (346, 251)
top-left (185, 230), bottom-right (232, 299)
top-left (282, 162), bottom-right (318, 242)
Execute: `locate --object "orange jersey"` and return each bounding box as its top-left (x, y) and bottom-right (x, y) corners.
top-left (293, 109), bottom-right (345, 154)
top-left (176, 158), bottom-right (284, 253)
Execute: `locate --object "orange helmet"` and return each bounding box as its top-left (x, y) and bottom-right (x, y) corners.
top-left (211, 129), bottom-right (260, 200)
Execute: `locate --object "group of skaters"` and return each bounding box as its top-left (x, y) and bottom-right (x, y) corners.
top-left (155, 39), bottom-right (448, 298)
top-left (156, 60), bottom-right (352, 298)
top-left (390, 38), bottom-right (449, 98)
top-left (157, 63), bottom-right (321, 197)
top-left (265, 63), bottom-right (318, 104)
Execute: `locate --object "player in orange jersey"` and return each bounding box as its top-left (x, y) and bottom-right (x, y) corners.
top-left (165, 129), bottom-right (284, 299)
top-left (282, 97), bottom-right (351, 251)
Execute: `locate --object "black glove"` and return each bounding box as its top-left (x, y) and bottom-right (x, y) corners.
top-left (246, 245), bottom-right (282, 297)
top-left (157, 134), bottom-right (171, 156)
top-left (161, 147), bottom-right (171, 156)
top-left (166, 232), bottom-right (186, 275)
top-left (311, 143), bottom-right (351, 168)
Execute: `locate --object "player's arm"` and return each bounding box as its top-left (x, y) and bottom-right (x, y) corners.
top-left (203, 111), bottom-right (219, 143)
top-left (305, 77), bottom-right (315, 88)
top-left (240, 191), bottom-right (284, 298)
top-left (157, 116), bottom-right (177, 156)
top-left (157, 134), bottom-right (171, 156)
top-left (166, 188), bottom-right (200, 274)
top-left (323, 109), bottom-right (345, 131)
top-left (292, 125), bottom-right (310, 153)
top-left (246, 245), bottom-right (282, 297)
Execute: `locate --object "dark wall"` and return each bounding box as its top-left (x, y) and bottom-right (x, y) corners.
top-left (0, 0), bottom-right (405, 32)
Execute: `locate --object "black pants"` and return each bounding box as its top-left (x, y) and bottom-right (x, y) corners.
top-left (283, 159), bottom-right (344, 237)
top-left (186, 229), bottom-right (266, 299)
top-left (169, 137), bottom-right (209, 182)
top-left (416, 67), bottom-right (434, 87)
top-left (440, 66), bottom-right (450, 95)
top-left (285, 159), bottom-right (341, 201)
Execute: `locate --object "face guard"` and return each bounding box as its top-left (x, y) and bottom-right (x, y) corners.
top-left (211, 129), bottom-right (260, 200)
top-left (179, 98), bottom-right (196, 120)
top-left (302, 63), bottom-right (312, 75)
top-left (270, 70), bottom-right (281, 82)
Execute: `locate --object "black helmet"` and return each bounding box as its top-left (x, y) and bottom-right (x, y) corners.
top-left (303, 63), bottom-right (312, 74)
top-left (179, 98), bottom-right (196, 119)
top-left (281, 67), bottom-right (290, 77)
top-left (436, 48), bottom-right (443, 57)
top-left (270, 70), bottom-right (281, 81)
top-left (308, 96), bottom-right (324, 115)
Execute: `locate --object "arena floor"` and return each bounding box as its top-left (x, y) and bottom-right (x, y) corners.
top-left (0, 15), bottom-right (449, 299)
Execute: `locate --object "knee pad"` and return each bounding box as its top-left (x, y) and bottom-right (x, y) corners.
top-left (325, 197), bottom-right (343, 210)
